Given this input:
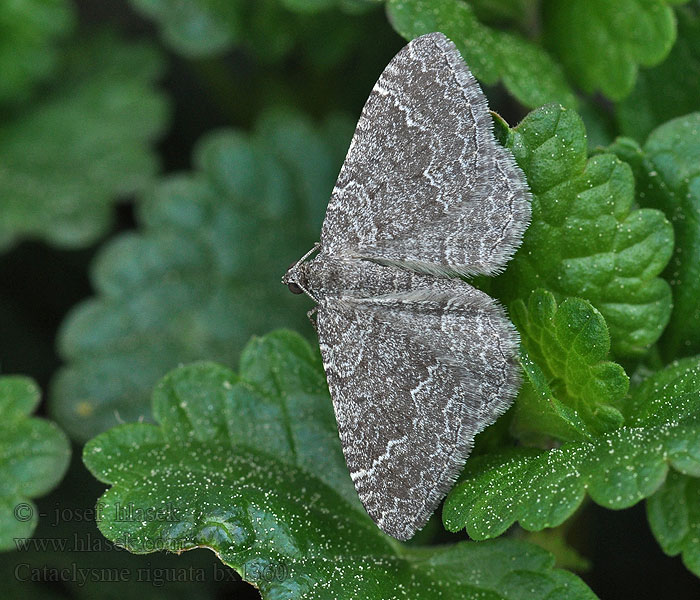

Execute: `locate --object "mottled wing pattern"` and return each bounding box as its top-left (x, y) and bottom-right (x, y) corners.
top-left (320, 32), bottom-right (530, 276)
top-left (316, 279), bottom-right (519, 540)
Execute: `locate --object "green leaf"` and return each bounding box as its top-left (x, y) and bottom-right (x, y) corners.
top-left (542, 0), bottom-right (678, 100)
top-left (577, 99), bottom-right (616, 150)
top-left (495, 104), bottom-right (674, 356)
top-left (128, 0), bottom-right (240, 57)
top-left (647, 470), bottom-right (700, 577)
top-left (443, 355), bottom-right (700, 540)
top-left (616, 6), bottom-right (700, 141)
top-left (0, 32), bottom-right (169, 250)
top-left (0, 0), bottom-right (74, 105)
top-left (608, 114), bottom-right (700, 360)
top-left (83, 330), bottom-right (598, 599)
top-left (512, 350), bottom-right (595, 445)
top-left (50, 109), bottom-right (353, 442)
top-left (519, 527), bottom-right (592, 573)
top-left (129, 0), bottom-right (379, 59)
top-left (468, 0), bottom-right (535, 24)
top-left (1, 452), bottom-right (226, 600)
top-left (511, 290), bottom-right (628, 441)
top-left (385, 0), bottom-right (577, 109)
top-left (0, 376), bottom-right (71, 551)
top-left (281, 0), bottom-right (344, 12)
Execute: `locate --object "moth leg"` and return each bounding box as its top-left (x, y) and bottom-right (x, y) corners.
top-left (307, 306), bottom-right (318, 332)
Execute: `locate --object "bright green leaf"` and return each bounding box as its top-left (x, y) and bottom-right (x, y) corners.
top-left (443, 356), bottom-right (700, 540)
top-left (0, 376), bottom-right (71, 551)
top-left (50, 110), bottom-right (353, 442)
top-left (82, 330), bottom-right (598, 599)
top-left (511, 290), bottom-right (628, 440)
top-left (385, 0), bottom-right (577, 109)
top-left (0, 32), bottom-right (169, 250)
top-left (542, 0), bottom-right (678, 100)
top-left (0, 0), bottom-right (74, 105)
top-left (512, 350), bottom-right (595, 445)
top-left (609, 114), bottom-right (700, 360)
top-left (616, 6), bottom-right (700, 141)
top-left (647, 470), bottom-right (700, 577)
top-left (495, 104), bottom-right (674, 356)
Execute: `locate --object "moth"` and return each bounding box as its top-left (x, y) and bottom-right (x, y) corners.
top-left (283, 32), bottom-right (531, 541)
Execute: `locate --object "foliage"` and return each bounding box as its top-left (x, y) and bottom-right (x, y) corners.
top-left (128, 0), bottom-right (382, 66)
top-left (444, 356), bottom-right (700, 539)
top-left (616, 5), bottom-right (700, 141)
top-left (495, 104), bottom-right (674, 357)
top-left (0, 0), bottom-right (74, 105)
top-left (386, 0), bottom-right (576, 109)
top-left (607, 113), bottom-right (700, 361)
top-left (510, 289), bottom-right (628, 442)
top-left (50, 110), bottom-right (353, 442)
top-left (0, 32), bottom-right (168, 250)
top-left (2, 0), bottom-right (700, 597)
top-left (83, 331), bottom-right (598, 599)
top-left (647, 470), bottom-right (700, 577)
top-left (541, 0), bottom-right (679, 100)
top-left (0, 376), bottom-right (70, 550)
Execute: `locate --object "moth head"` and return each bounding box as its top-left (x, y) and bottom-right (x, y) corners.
top-left (282, 243), bottom-right (320, 299)
top-left (282, 261), bottom-right (309, 296)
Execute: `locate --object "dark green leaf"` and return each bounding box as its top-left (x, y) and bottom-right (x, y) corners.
top-left (0, 0), bottom-right (74, 105)
top-left (496, 104), bottom-right (674, 356)
top-left (519, 527), bottom-right (592, 573)
top-left (83, 330), bottom-right (598, 599)
top-left (577, 99), bottom-right (616, 150)
top-left (129, 0), bottom-right (379, 59)
top-left (386, 0), bottom-right (577, 109)
top-left (647, 470), bottom-right (700, 577)
top-left (542, 0), bottom-right (678, 100)
top-left (50, 110), bottom-right (353, 441)
top-left (0, 376), bottom-right (71, 551)
top-left (128, 0), bottom-right (240, 57)
top-left (616, 6), bottom-right (700, 141)
top-left (443, 356), bottom-right (700, 540)
top-left (468, 0), bottom-right (535, 24)
top-left (0, 32), bottom-right (169, 250)
top-left (609, 114), bottom-right (700, 360)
